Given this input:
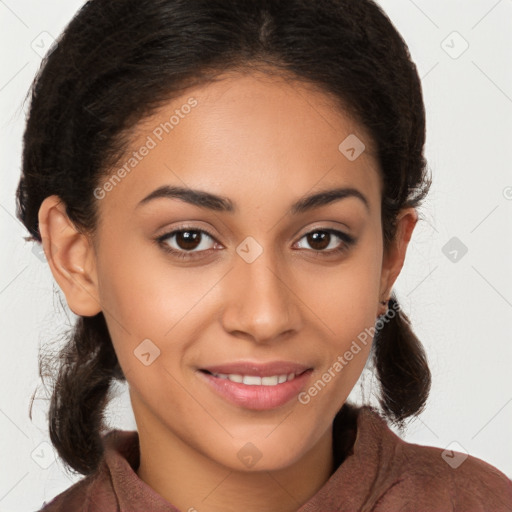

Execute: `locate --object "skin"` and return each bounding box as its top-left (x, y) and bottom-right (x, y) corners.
top-left (38, 70), bottom-right (417, 512)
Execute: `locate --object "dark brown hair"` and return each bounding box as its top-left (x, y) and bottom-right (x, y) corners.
top-left (17, 0), bottom-right (431, 476)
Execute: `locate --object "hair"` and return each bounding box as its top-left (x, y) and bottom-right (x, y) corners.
top-left (17, 0), bottom-right (432, 476)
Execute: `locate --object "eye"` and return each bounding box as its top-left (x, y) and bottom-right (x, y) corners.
top-left (294, 228), bottom-right (355, 256)
top-left (156, 227), bottom-right (219, 259)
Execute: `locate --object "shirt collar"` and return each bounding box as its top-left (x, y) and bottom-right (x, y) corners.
top-left (98, 405), bottom-right (397, 511)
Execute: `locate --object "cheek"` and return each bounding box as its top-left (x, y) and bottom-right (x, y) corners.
top-left (303, 235), bottom-right (382, 334)
top-left (299, 236), bottom-right (382, 401)
top-left (96, 230), bottom-right (193, 325)
top-left (94, 234), bottom-right (227, 373)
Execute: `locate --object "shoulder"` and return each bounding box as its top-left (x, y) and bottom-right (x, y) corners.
top-left (356, 406), bottom-right (512, 511)
top-left (386, 439), bottom-right (512, 511)
top-left (37, 471), bottom-right (119, 512)
top-left (36, 430), bottom-right (134, 511)
top-left (37, 474), bottom-right (96, 512)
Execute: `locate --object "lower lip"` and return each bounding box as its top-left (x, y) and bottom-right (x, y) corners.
top-left (198, 370), bottom-right (313, 410)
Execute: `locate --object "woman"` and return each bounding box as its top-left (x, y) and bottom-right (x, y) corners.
top-left (16, 0), bottom-right (512, 510)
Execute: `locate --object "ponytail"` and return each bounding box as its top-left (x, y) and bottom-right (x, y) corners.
top-left (33, 314), bottom-right (124, 476)
top-left (371, 293), bottom-right (431, 428)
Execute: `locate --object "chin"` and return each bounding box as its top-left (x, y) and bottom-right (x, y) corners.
top-left (213, 424), bottom-right (325, 473)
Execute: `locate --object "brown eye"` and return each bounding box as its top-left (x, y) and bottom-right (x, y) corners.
top-left (296, 229), bottom-right (355, 254)
top-left (305, 231), bottom-right (331, 251)
top-left (174, 230), bottom-right (203, 251)
top-left (157, 228), bottom-right (218, 258)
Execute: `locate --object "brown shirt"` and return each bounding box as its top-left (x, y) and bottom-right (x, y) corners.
top-left (38, 405), bottom-right (512, 511)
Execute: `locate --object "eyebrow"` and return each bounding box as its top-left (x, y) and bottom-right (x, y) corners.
top-left (137, 185), bottom-right (370, 214)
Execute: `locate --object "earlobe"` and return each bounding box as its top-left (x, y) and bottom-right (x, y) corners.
top-left (38, 195), bottom-right (102, 317)
top-left (378, 207), bottom-right (418, 313)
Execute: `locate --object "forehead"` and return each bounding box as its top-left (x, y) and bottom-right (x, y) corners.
top-left (97, 70), bottom-right (381, 216)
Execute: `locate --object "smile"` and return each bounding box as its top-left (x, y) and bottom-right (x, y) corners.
top-left (198, 364), bottom-right (313, 410)
top-left (208, 372), bottom-right (298, 386)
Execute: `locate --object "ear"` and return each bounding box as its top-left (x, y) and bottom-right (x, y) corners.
top-left (38, 195), bottom-right (102, 317)
top-left (378, 207), bottom-right (418, 315)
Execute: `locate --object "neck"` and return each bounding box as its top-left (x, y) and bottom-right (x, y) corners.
top-left (136, 418), bottom-right (334, 512)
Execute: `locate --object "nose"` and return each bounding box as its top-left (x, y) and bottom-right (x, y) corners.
top-left (220, 248), bottom-right (302, 344)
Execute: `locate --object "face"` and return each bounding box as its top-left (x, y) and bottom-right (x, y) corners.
top-left (43, 70), bottom-right (413, 472)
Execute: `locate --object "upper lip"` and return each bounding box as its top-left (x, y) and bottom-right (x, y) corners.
top-left (200, 361), bottom-right (312, 377)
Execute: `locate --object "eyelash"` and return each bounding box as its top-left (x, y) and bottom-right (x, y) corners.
top-left (155, 225), bottom-right (356, 261)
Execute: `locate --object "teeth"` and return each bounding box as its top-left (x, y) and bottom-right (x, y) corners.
top-left (211, 372), bottom-right (296, 386)
top-left (243, 375), bottom-right (261, 385)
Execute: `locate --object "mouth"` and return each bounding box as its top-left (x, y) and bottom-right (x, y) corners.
top-left (197, 362), bottom-right (313, 410)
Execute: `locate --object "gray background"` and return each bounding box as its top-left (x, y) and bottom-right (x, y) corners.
top-left (1, 0), bottom-right (511, 510)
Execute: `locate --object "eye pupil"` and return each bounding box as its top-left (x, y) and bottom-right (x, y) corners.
top-left (176, 230), bottom-right (201, 250)
top-left (308, 231), bottom-right (330, 250)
